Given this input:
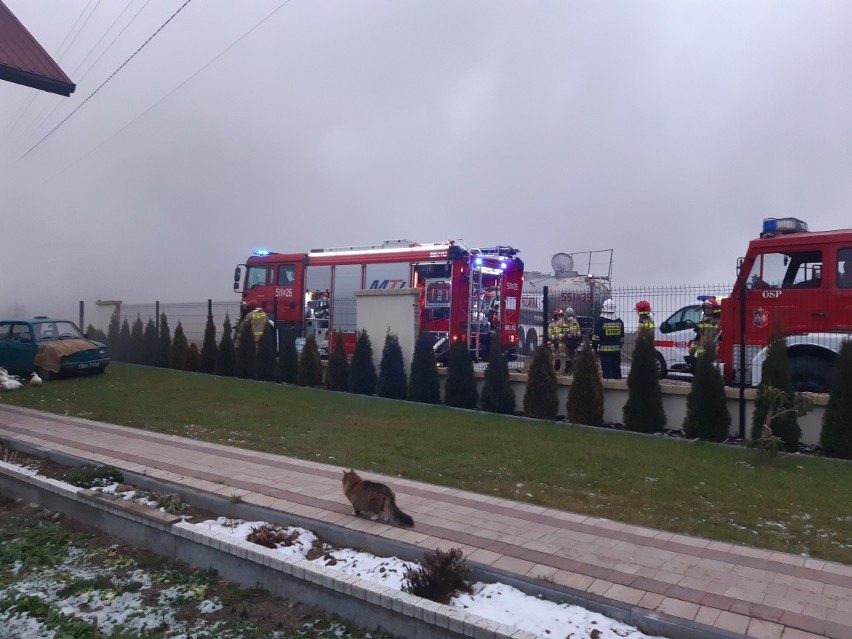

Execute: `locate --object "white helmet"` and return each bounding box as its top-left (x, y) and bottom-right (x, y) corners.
top-left (564, 307), bottom-right (576, 317)
top-left (601, 299), bottom-right (617, 317)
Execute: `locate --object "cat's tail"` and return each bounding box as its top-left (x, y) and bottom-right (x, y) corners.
top-left (392, 503), bottom-right (414, 527)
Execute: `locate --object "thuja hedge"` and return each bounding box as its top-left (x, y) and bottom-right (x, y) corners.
top-left (104, 319), bottom-right (631, 424)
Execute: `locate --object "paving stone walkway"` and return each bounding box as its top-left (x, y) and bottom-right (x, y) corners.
top-left (0, 403), bottom-right (848, 639)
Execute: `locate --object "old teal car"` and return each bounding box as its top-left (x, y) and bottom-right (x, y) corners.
top-left (0, 317), bottom-right (110, 380)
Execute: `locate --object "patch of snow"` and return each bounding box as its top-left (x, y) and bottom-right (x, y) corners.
top-left (192, 518), bottom-right (667, 639)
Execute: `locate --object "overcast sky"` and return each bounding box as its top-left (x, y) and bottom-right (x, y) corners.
top-left (2, 0), bottom-right (852, 319)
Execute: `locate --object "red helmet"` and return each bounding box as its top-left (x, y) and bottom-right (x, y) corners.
top-left (702, 297), bottom-right (720, 312)
top-left (635, 300), bottom-right (652, 313)
top-left (552, 308), bottom-right (564, 317)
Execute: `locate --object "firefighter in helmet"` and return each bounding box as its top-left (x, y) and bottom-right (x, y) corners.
top-left (635, 300), bottom-right (655, 334)
top-left (562, 307), bottom-right (583, 374)
top-left (548, 308), bottom-right (567, 372)
top-left (235, 306), bottom-right (272, 342)
top-left (688, 296), bottom-right (721, 366)
top-left (593, 299), bottom-right (624, 379)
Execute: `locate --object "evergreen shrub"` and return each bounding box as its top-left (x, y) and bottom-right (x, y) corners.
top-left (480, 337), bottom-right (515, 414)
top-left (566, 336), bottom-right (603, 426)
top-left (214, 315), bottom-right (236, 376)
top-left (444, 341), bottom-right (478, 409)
top-left (142, 319), bottom-right (158, 366)
top-left (349, 330), bottom-right (377, 395)
top-left (522, 344), bottom-right (559, 420)
top-left (199, 315), bottom-right (217, 374)
top-left (751, 329), bottom-right (800, 451)
top-left (623, 330), bottom-right (666, 433)
top-left (276, 328), bottom-right (299, 384)
top-left (107, 307), bottom-right (121, 357)
top-left (235, 321), bottom-right (256, 379)
top-left (85, 325), bottom-right (108, 344)
top-left (130, 315), bottom-right (144, 364)
top-left (256, 324), bottom-right (277, 381)
top-left (821, 339), bottom-right (852, 459)
top-left (325, 332), bottom-right (350, 391)
top-left (298, 335), bottom-right (324, 387)
top-left (378, 332), bottom-right (407, 399)
top-left (118, 317), bottom-right (131, 363)
top-left (185, 342), bottom-right (200, 371)
top-left (169, 322), bottom-right (189, 370)
top-left (408, 333), bottom-right (441, 404)
top-left (683, 345), bottom-right (730, 441)
top-left (158, 313), bottom-right (171, 368)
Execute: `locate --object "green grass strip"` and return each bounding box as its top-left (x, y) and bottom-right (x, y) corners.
top-left (3, 364), bottom-right (850, 564)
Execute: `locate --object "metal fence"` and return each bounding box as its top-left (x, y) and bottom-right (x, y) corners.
top-left (608, 284), bottom-right (732, 332)
top-left (87, 283), bottom-right (735, 354)
top-left (102, 301), bottom-right (241, 346)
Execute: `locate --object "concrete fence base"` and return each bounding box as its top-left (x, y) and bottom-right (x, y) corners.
top-left (438, 370), bottom-right (827, 448)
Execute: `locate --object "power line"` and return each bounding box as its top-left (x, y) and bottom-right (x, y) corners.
top-left (54, 0), bottom-right (97, 60)
top-left (55, 0), bottom-right (104, 63)
top-left (27, 0), bottom-right (152, 139)
top-left (18, 0), bottom-right (194, 162)
top-left (37, 0), bottom-right (293, 177)
top-left (71, 0), bottom-right (141, 80)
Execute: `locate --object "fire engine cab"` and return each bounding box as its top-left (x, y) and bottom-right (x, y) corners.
top-left (659, 218), bottom-right (852, 392)
top-left (233, 240), bottom-right (524, 361)
top-left (720, 217), bottom-right (852, 392)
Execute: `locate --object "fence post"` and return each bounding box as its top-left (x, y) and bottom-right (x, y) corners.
top-left (155, 301), bottom-right (160, 332)
top-left (208, 299), bottom-right (212, 318)
top-left (79, 301), bottom-right (84, 331)
top-left (738, 280), bottom-right (747, 439)
top-left (542, 286), bottom-right (549, 348)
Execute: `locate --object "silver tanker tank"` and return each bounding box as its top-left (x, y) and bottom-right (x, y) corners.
top-left (517, 251), bottom-right (613, 356)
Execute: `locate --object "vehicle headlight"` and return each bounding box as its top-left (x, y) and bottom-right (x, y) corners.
top-left (99, 348), bottom-right (107, 355)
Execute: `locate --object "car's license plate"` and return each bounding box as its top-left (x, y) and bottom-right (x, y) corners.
top-left (77, 362), bottom-right (100, 369)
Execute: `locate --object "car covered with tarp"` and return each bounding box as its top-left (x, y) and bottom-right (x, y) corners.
top-left (0, 317), bottom-right (109, 379)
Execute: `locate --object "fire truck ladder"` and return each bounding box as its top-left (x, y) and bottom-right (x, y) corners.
top-left (471, 246), bottom-right (519, 258)
top-left (467, 255), bottom-right (484, 360)
top-left (465, 246), bottom-right (517, 360)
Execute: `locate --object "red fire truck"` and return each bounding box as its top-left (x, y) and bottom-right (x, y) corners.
top-left (674, 217), bottom-right (852, 392)
top-left (233, 240), bottom-right (524, 360)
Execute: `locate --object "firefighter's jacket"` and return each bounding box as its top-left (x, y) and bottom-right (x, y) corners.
top-left (693, 312), bottom-right (720, 356)
top-left (548, 318), bottom-right (566, 345)
top-left (593, 316), bottom-right (624, 353)
top-left (562, 317), bottom-right (582, 349)
top-left (250, 309), bottom-right (269, 340)
top-left (637, 313), bottom-right (655, 335)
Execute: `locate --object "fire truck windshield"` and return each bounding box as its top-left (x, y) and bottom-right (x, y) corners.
top-left (246, 265), bottom-right (268, 290)
top-left (746, 250), bottom-right (822, 290)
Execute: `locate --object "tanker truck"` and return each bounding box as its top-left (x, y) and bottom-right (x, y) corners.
top-left (517, 250), bottom-right (613, 356)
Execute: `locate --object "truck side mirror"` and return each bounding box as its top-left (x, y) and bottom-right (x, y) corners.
top-left (233, 266), bottom-right (243, 292)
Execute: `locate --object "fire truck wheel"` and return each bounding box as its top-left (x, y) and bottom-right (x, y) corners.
top-left (789, 355), bottom-right (832, 394)
top-left (654, 351), bottom-right (668, 379)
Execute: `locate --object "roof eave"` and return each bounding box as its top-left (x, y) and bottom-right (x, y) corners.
top-left (0, 64), bottom-right (75, 96)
